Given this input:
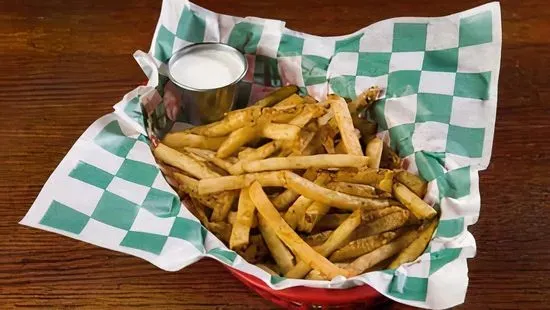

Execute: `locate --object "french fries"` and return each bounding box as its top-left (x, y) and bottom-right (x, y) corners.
top-left (395, 170), bottom-right (428, 198)
top-left (228, 211), bottom-right (258, 228)
top-left (273, 93), bottom-right (304, 109)
top-left (331, 97), bottom-right (363, 156)
top-left (315, 213), bottom-right (349, 231)
top-left (229, 188), bottom-right (256, 250)
top-left (151, 84), bottom-right (440, 280)
top-left (284, 171), bottom-right (391, 211)
top-left (198, 171), bottom-right (286, 194)
top-left (162, 132), bottom-right (226, 151)
top-left (325, 182), bottom-right (377, 198)
top-left (258, 213), bottom-right (295, 274)
top-left (388, 219), bottom-right (438, 269)
top-left (216, 126), bottom-right (259, 159)
top-left (250, 182), bottom-right (349, 279)
top-left (284, 173), bottom-right (330, 229)
top-left (333, 168), bottom-right (394, 193)
top-left (393, 183), bottom-right (436, 220)
top-left (253, 85), bottom-right (298, 108)
top-left (352, 209), bottom-right (410, 240)
top-left (303, 230), bottom-right (333, 247)
top-left (241, 154), bottom-right (369, 173)
top-left (154, 143), bottom-right (220, 179)
top-left (300, 201), bottom-right (330, 233)
top-left (260, 123), bottom-right (301, 140)
top-left (329, 231), bottom-right (398, 262)
top-left (365, 137), bottom-right (383, 169)
top-left (286, 210), bottom-right (362, 279)
top-left (347, 229), bottom-right (419, 276)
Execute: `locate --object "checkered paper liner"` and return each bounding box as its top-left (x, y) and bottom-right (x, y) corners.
top-left (20, 1), bottom-right (501, 309)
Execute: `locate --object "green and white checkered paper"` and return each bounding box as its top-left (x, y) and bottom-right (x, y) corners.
top-left (21, 1), bottom-right (501, 308)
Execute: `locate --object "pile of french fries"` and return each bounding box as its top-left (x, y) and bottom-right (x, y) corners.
top-left (152, 85), bottom-right (438, 280)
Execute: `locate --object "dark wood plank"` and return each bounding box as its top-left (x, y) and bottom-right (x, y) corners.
top-left (1, 0), bottom-right (549, 309)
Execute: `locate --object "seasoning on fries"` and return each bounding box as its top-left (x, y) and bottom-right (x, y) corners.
top-left (152, 85), bottom-right (439, 280)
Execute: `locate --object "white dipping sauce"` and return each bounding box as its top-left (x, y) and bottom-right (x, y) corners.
top-left (170, 48), bottom-right (245, 90)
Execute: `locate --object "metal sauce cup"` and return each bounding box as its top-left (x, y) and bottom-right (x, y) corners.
top-left (168, 43), bottom-right (247, 125)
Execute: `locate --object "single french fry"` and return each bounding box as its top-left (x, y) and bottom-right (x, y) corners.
top-left (352, 209), bottom-right (410, 240)
top-left (395, 170), bottom-right (428, 198)
top-left (284, 171), bottom-right (391, 211)
top-left (216, 126), bottom-right (259, 159)
top-left (325, 182), bottom-right (377, 198)
top-left (239, 141), bottom-right (281, 161)
top-left (162, 132), bottom-right (227, 151)
top-left (315, 213), bottom-right (350, 231)
top-left (228, 211), bottom-right (258, 228)
top-left (329, 231), bottom-right (399, 262)
top-left (333, 168), bottom-right (394, 193)
top-left (249, 182), bottom-right (349, 279)
top-left (154, 143), bottom-right (221, 180)
top-left (253, 85), bottom-right (299, 108)
top-left (273, 93), bottom-right (304, 109)
top-left (190, 107), bottom-right (260, 137)
top-left (303, 230), bottom-right (333, 247)
top-left (242, 154), bottom-right (369, 173)
top-left (393, 183), bottom-right (436, 220)
top-left (198, 171), bottom-right (286, 195)
top-left (185, 147), bottom-right (234, 173)
top-left (258, 214), bottom-right (295, 274)
top-left (284, 173), bottom-right (330, 229)
top-left (331, 97), bottom-right (363, 156)
top-left (286, 210), bottom-right (362, 279)
top-left (260, 123), bottom-right (301, 140)
top-left (300, 201), bottom-right (330, 233)
top-left (388, 219), bottom-right (438, 269)
top-left (229, 188), bottom-right (257, 250)
top-left (365, 137), bottom-right (383, 169)
top-left (347, 229), bottom-right (419, 276)
top-left (360, 206), bottom-right (404, 223)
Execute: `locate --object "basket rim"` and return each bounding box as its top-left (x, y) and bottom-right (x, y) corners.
top-left (225, 264), bottom-right (386, 305)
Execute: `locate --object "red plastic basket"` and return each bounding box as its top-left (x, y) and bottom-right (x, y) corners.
top-left (225, 265), bottom-right (388, 309)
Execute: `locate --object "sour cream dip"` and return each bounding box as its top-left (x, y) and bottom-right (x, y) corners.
top-left (169, 43), bottom-right (247, 90)
top-left (167, 43), bottom-right (247, 124)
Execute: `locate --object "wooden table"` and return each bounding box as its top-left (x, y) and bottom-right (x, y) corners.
top-left (1, 0), bottom-right (549, 308)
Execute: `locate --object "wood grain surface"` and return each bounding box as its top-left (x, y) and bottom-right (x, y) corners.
top-left (1, 0), bottom-right (549, 309)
